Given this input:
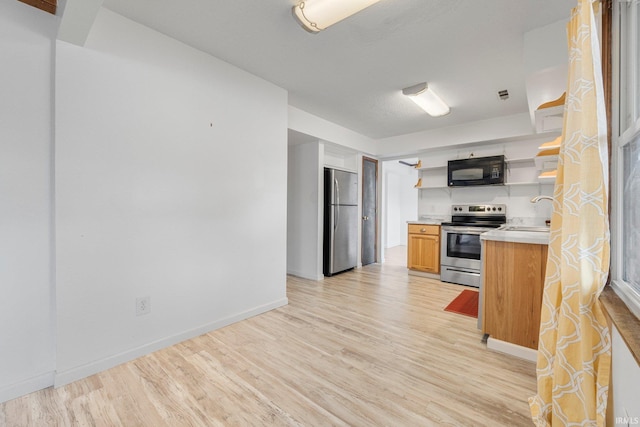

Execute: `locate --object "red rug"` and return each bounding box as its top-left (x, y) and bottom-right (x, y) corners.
top-left (444, 289), bottom-right (479, 318)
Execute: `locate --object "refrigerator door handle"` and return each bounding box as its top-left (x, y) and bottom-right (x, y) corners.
top-left (334, 177), bottom-right (340, 231)
top-left (329, 207), bottom-right (336, 273)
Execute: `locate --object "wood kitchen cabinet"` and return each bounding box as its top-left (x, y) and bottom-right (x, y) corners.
top-left (407, 224), bottom-right (440, 274)
top-left (482, 240), bottom-right (548, 349)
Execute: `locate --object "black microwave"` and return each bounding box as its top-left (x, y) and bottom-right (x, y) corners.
top-left (447, 155), bottom-right (506, 187)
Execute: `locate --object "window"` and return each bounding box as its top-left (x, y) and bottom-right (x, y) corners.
top-left (612, 0), bottom-right (640, 319)
top-left (636, 3), bottom-right (640, 117)
top-left (622, 136), bottom-right (640, 294)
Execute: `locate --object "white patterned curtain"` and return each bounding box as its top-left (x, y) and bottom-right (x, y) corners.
top-left (528, 0), bottom-right (611, 425)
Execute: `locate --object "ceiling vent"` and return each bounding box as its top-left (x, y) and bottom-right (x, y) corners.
top-left (497, 90), bottom-right (509, 100)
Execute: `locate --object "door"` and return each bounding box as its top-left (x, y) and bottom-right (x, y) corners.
top-left (440, 227), bottom-right (486, 271)
top-left (332, 169), bottom-right (358, 205)
top-left (362, 157), bottom-right (378, 266)
top-left (445, 231), bottom-right (482, 260)
top-left (407, 234), bottom-right (440, 273)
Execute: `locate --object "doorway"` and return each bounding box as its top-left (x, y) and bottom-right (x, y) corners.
top-left (381, 159), bottom-right (419, 267)
top-left (362, 157), bottom-right (378, 266)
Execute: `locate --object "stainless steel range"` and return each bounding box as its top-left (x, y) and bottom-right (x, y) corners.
top-left (440, 204), bottom-right (506, 287)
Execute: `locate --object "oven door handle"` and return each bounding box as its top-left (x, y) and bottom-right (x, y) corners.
top-left (441, 226), bottom-right (491, 235)
top-left (442, 266), bottom-right (480, 275)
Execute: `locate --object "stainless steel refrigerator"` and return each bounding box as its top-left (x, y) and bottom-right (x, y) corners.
top-left (324, 168), bottom-right (358, 276)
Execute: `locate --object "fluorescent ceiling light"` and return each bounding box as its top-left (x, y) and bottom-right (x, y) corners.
top-left (402, 83), bottom-right (451, 117)
top-left (292, 0), bottom-right (383, 33)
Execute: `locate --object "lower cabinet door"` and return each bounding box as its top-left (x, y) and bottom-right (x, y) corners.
top-left (407, 234), bottom-right (440, 273)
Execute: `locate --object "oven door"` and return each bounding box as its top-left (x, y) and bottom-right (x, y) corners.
top-left (440, 226), bottom-right (490, 270)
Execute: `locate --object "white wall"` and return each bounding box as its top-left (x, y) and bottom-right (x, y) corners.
top-left (382, 161), bottom-right (418, 249)
top-left (374, 113), bottom-right (535, 158)
top-left (54, 8), bottom-right (288, 385)
top-left (0, 1), bottom-right (57, 402)
top-left (288, 106), bottom-right (375, 155)
top-left (523, 19), bottom-right (569, 125)
top-left (287, 142), bottom-right (324, 280)
top-left (324, 147), bottom-right (358, 172)
top-left (287, 142), bottom-right (370, 278)
top-left (416, 137), bottom-right (555, 224)
top-left (610, 326), bottom-right (640, 424)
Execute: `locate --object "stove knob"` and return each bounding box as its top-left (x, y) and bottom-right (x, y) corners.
top-left (492, 207), bottom-right (496, 211)
top-left (498, 207), bottom-right (502, 211)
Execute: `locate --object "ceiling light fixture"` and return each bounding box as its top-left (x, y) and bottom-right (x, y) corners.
top-left (402, 83), bottom-right (451, 117)
top-left (292, 0), bottom-right (383, 33)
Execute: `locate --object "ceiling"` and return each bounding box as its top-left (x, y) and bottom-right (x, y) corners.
top-left (101, 0), bottom-right (575, 140)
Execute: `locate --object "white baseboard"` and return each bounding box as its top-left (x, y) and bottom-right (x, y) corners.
top-left (287, 269), bottom-right (324, 281)
top-left (487, 337), bottom-right (538, 362)
top-left (0, 371), bottom-right (54, 404)
top-left (54, 298), bottom-right (288, 388)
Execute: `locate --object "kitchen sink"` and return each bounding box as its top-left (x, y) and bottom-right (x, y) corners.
top-left (500, 225), bottom-right (550, 232)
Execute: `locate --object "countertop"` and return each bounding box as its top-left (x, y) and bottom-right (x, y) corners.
top-left (481, 227), bottom-right (550, 245)
top-left (407, 217), bottom-right (446, 225)
top-left (407, 218), bottom-right (551, 244)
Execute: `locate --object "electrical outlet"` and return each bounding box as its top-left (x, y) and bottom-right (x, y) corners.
top-left (136, 296), bottom-right (150, 316)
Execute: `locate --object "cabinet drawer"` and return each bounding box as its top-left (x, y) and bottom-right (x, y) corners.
top-left (408, 224), bottom-right (440, 235)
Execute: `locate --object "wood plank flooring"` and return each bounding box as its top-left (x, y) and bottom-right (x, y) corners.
top-left (0, 264), bottom-right (537, 426)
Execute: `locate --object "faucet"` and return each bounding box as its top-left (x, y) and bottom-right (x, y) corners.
top-left (530, 195), bottom-right (554, 203)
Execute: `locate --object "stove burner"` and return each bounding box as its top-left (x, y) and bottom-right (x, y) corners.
top-left (450, 204), bottom-right (506, 215)
top-left (444, 204), bottom-right (507, 228)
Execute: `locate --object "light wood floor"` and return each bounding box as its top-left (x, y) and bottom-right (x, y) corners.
top-left (0, 264), bottom-right (536, 426)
